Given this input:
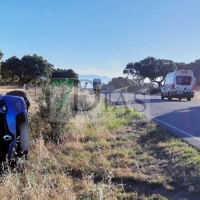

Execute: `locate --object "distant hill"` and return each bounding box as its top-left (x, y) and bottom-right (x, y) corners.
top-left (79, 74), bottom-right (111, 88)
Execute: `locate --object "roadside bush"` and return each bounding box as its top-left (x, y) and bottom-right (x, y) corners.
top-left (29, 81), bottom-right (94, 143)
top-left (121, 88), bottom-right (127, 92)
top-left (126, 84), bottom-right (140, 92)
top-left (29, 83), bottom-right (68, 143)
top-left (145, 87), bottom-right (161, 95)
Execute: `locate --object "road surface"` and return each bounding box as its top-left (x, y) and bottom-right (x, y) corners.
top-left (99, 92), bottom-right (200, 150)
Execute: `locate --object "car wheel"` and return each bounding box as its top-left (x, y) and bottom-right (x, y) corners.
top-left (16, 122), bottom-right (30, 159)
top-left (187, 98), bottom-right (191, 101)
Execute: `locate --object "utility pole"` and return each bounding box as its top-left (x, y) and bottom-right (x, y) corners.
top-left (74, 74), bottom-right (79, 113)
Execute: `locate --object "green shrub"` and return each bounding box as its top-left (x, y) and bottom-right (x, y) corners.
top-left (30, 81), bottom-right (95, 143)
top-left (126, 84), bottom-right (140, 92)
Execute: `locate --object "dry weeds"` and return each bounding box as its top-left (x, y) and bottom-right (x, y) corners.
top-left (0, 85), bottom-right (199, 199)
top-left (192, 91), bottom-right (200, 102)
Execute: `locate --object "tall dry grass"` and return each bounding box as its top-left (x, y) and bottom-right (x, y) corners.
top-left (0, 83), bottom-right (118, 199)
top-left (192, 91), bottom-right (200, 102)
top-left (0, 138), bottom-right (77, 200)
top-left (1, 83), bottom-right (199, 199)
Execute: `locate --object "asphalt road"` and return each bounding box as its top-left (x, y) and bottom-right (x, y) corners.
top-left (100, 92), bottom-right (200, 150)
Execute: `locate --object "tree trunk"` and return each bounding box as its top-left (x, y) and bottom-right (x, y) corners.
top-left (150, 80), bottom-right (163, 89)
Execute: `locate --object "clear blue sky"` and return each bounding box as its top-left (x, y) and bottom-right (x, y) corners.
top-left (1, 0), bottom-right (200, 78)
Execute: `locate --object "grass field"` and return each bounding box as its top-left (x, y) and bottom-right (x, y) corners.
top-left (0, 86), bottom-right (200, 199)
top-left (0, 85), bottom-right (41, 105)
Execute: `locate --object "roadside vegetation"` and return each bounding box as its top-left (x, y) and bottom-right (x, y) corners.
top-left (0, 83), bottom-right (200, 199)
top-left (192, 91), bottom-right (200, 102)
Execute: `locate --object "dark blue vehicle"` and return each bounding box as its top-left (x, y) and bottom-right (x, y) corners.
top-left (0, 91), bottom-right (30, 162)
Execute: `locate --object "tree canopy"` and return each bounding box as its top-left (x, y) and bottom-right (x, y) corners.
top-left (184, 60), bottom-right (200, 85)
top-left (0, 49), bottom-right (79, 86)
top-left (52, 68), bottom-right (77, 79)
top-left (0, 50), bottom-right (3, 60)
top-left (1, 56), bottom-right (21, 84)
top-left (1, 54), bottom-right (54, 85)
top-left (123, 57), bottom-right (176, 88)
top-left (108, 77), bottom-right (136, 89)
top-left (101, 77), bottom-right (137, 91)
top-left (20, 54), bottom-right (54, 85)
top-left (173, 60), bottom-right (200, 85)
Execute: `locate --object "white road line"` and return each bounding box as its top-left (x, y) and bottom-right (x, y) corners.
top-left (144, 113), bottom-right (200, 142)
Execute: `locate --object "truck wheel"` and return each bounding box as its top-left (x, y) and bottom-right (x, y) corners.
top-left (179, 98), bottom-right (181, 101)
top-left (187, 98), bottom-right (191, 101)
top-left (168, 93), bottom-right (171, 100)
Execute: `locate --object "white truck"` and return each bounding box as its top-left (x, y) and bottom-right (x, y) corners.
top-left (161, 69), bottom-right (195, 101)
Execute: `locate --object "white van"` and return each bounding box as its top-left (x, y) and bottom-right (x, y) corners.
top-left (161, 70), bottom-right (195, 101)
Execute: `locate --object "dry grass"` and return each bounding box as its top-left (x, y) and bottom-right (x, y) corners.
top-left (0, 85), bottom-right (200, 199)
top-left (192, 91), bottom-right (200, 102)
top-left (0, 85), bottom-right (41, 107)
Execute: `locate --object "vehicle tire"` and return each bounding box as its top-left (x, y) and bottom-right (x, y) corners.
top-left (19, 123), bottom-right (30, 151)
top-left (187, 98), bottom-right (191, 101)
top-left (179, 98), bottom-right (181, 101)
top-left (16, 122), bottom-right (30, 159)
top-left (161, 93), bottom-right (164, 100)
top-left (168, 93), bottom-right (171, 100)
